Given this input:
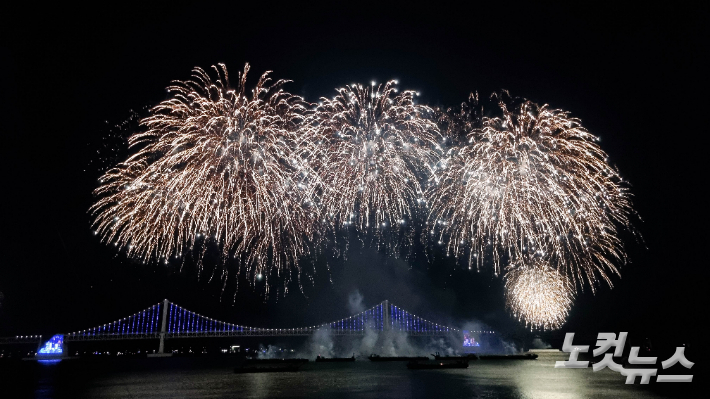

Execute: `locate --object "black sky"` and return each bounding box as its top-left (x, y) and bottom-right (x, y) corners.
top-left (1, 2), bottom-right (707, 344)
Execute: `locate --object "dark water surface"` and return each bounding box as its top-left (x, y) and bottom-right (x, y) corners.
top-left (1, 352), bottom-right (696, 398)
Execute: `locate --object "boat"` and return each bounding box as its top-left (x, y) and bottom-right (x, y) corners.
top-left (244, 358), bottom-right (309, 364)
top-left (432, 352), bottom-right (478, 360)
top-left (479, 353), bottom-right (538, 360)
top-left (368, 354), bottom-right (429, 362)
top-left (234, 364), bottom-right (301, 373)
top-left (315, 354), bottom-right (356, 362)
top-left (407, 360), bottom-right (469, 369)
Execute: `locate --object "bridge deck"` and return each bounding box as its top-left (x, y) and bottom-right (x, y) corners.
top-left (5, 299), bottom-right (467, 344)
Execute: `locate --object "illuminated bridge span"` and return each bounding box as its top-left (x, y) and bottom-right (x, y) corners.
top-left (1, 300), bottom-right (466, 354)
top-left (64, 300), bottom-right (458, 343)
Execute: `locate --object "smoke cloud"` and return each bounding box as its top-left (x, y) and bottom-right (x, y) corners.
top-left (294, 290), bottom-right (464, 358)
top-left (346, 290), bottom-right (365, 314)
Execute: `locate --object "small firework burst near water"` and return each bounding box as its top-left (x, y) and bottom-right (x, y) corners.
top-left (504, 259), bottom-right (574, 330)
top-left (90, 64), bottom-right (318, 293)
top-left (310, 81), bottom-right (442, 253)
top-left (427, 91), bottom-right (633, 291)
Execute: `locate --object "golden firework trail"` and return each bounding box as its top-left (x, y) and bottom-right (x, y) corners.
top-left (427, 91), bottom-right (633, 291)
top-left (309, 81), bottom-right (443, 253)
top-left (92, 65), bottom-right (636, 314)
top-left (91, 64), bottom-right (319, 292)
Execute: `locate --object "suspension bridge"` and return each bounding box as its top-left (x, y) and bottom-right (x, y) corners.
top-left (1, 299), bottom-right (472, 354)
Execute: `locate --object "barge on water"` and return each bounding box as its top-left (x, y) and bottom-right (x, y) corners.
top-left (368, 354), bottom-right (429, 362)
top-left (432, 352), bottom-right (478, 360)
top-left (244, 358), bottom-right (309, 364)
top-left (478, 353), bottom-right (538, 360)
top-left (315, 355), bottom-right (356, 362)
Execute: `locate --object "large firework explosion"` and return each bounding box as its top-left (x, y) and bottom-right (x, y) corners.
top-left (434, 92), bottom-right (483, 148)
top-left (310, 81), bottom-right (442, 253)
top-left (91, 65), bottom-right (636, 324)
top-left (91, 64), bottom-right (318, 292)
top-left (504, 258), bottom-right (575, 330)
top-left (427, 91), bottom-right (633, 291)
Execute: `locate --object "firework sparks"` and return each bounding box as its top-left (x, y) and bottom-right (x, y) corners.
top-left (90, 64), bottom-right (317, 291)
top-left (310, 81), bottom-right (442, 252)
top-left (504, 259), bottom-right (574, 330)
top-left (427, 91), bottom-right (633, 290)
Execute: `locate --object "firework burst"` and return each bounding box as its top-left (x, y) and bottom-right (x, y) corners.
top-left (91, 64), bottom-right (318, 291)
top-left (504, 258), bottom-right (574, 330)
top-left (310, 81), bottom-right (442, 252)
top-left (427, 91), bottom-right (633, 290)
top-left (434, 92), bottom-right (483, 147)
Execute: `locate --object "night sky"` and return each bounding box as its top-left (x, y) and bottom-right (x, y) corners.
top-left (1, 3), bottom-right (707, 345)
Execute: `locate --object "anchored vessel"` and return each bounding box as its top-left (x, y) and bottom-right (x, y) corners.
top-left (315, 354), bottom-right (356, 362)
top-left (479, 353), bottom-right (538, 360)
top-left (244, 358), bottom-right (309, 364)
top-left (432, 352), bottom-right (478, 360)
top-left (368, 354), bottom-right (429, 362)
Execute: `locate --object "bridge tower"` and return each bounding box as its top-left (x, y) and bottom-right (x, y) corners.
top-left (158, 298), bottom-right (169, 354)
top-left (383, 300), bottom-right (390, 331)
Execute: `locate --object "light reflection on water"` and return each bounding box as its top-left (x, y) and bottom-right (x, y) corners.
top-left (9, 351), bottom-right (688, 398)
top-left (37, 359), bottom-right (63, 365)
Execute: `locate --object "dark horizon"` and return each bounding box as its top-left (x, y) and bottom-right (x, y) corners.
top-left (1, 2), bottom-right (706, 349)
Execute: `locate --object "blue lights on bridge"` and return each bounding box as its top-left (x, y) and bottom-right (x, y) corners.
top-left (38, 334), bottom-right (64, 355)
top-left (4, 300), bottom-right (496, 350)
top-left (168, 303), bottom-right (245, 334)
top-left (390, 304), bottom-right (449, 333)
top-left (66, 302), bottom-right (163, 339)
top-left (61, 299), bottom-right (460, 340)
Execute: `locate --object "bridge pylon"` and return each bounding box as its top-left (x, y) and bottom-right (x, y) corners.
top-left (158, 298), bottom-right (169, 354)
top-left (383, 300), bottom-right (389, 331)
